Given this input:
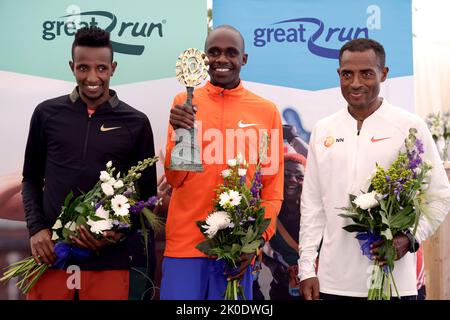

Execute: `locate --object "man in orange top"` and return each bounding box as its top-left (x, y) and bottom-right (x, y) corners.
top-left (161, 25), bottom-right (284, 300)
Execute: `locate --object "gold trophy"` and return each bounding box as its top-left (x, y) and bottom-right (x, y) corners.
top-left (170, 48), bottom-right (208, 171)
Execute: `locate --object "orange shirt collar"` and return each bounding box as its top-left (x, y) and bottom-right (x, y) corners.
top-left (204, 80), bottom-right (245, 97)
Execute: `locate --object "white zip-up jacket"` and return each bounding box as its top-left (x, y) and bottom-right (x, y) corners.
top-left (299, 100), bottom-right (450, 297)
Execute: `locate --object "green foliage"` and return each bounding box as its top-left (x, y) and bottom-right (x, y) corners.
top-left (195, 134), bottom-right (271, 300)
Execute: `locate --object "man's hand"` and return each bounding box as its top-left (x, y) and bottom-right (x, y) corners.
top-left (370, 233), bottom-right (410, 266)
top-left (300, 277), bottom-right (320, 300)
top-left (169, 104), bottom-right (197, 130)
top-left (154, 174), bottom-right (172, 218)
top-left (282, 125), bottom-right (299, 144)
top-left (226, 252), bottom-right (256, 282)
top-left (70, 225), bottom-right (124, 251)
top-left (30, 228), bottom-right (55, 266)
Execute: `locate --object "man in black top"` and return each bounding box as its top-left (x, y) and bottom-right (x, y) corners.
top-left (22, 26), bottom-right (157, 299)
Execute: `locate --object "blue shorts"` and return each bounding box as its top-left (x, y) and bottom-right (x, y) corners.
top-left (160, 257), bottom-right (253, 300)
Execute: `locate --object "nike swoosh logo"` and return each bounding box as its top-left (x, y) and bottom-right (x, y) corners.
top-left (371, 136), bottom-right (392, 143)
top-left (238, 120), bottom-right (260, 128)
top-left (100, 124), bottom-right (121, 132)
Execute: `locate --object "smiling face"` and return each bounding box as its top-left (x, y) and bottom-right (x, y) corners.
top-left (205, 28), bottom-right (248, 89)
top-left (338, 49), bottom-right (388, 112)
top-left (69, 46), bottom-right (117, 107)
top-left (284, 160), bottom-right (304, 201)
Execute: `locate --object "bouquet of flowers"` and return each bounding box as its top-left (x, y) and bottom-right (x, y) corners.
top-left (195, 135), bottom-right (271, 300)
top-left (1, 157), bottom-right (163, 294)
top-left (339, 128), bottom-right (432, 300)
top-left (425, 111), bottom-right (450, 161)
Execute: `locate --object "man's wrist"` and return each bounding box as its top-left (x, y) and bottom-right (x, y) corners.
top-left (403, 230), bottom-right (419, 253)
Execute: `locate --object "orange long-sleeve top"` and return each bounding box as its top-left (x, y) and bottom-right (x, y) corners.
top-left (164, 81), bottom-right (284, 258)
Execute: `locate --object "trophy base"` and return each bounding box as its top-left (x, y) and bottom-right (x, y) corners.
top-left (169, 161), bottom-right (204, 172)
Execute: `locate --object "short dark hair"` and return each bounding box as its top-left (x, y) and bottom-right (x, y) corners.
top-left (205, 24), bottom-right (245, 52)
top-left (339, 38), bottom-right (386, 68)
top-left (71, 26), bottom-right (113, 61)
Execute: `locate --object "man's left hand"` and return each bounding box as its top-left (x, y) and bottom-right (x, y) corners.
top-left (370, 233), bottom-right (410, 266)
top-left (70, 225), bottom-right (124, 251)
top-left (226, 252), bottom-right (256, 282)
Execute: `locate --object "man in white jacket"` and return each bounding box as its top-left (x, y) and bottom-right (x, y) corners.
top-left (298, 38), bottom-right (450, 300)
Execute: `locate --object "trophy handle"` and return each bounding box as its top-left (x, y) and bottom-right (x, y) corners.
top-left (170, 85), bottom-right (203, 172)
top-left (185, 86), bottom-right (194, 107)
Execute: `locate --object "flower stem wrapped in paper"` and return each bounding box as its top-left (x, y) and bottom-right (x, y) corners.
top-left (1, 157), bottom-right (163, 294)
top-left (339, 128), bottom-right (434, 300)
top-left (195, 133), bottom-right (271, 300)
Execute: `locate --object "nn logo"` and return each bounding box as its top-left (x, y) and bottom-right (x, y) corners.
top-left (324, 136), bottom-right (344, 148)
top-left (42, 6), bottom-right (166, 56)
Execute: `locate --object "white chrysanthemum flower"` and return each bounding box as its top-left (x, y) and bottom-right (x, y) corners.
top-left (111, 194), bottom-right (130, 216)
top-left (99, 171), bottom-right (110, 182)
top-left (52, 219), bottom-right (62, 230)
top-left (106, 177), bottom-right (116, 186)
top-left (221, 169), bottom-right (232, 178)
top-left (238, 168), bottom-right (247, 177)
top-left (202, 211), bottom-right (234, 238)
top-left (227, 159), bottom-right (237, 167)
top-left (101, 182), bottom-right (114, 196)
top-left (228, 190), bottom-right (242, 206)
top-left (219, 192), bottom-right (231, 208)
top-left (353, 191), bottom-right (379, 210)
top-left (87, 218), bottom-right (113, 234)
top-left (106, 161), bottom-right (112, 168)
top-left (113, 180), bottom-right (124, 189)
top-left (51, 231), bottom-right (59, 241)
top-left (64, 221), bottom-right (76, 232)
top-left (95, 206), bottom-right (110, 219)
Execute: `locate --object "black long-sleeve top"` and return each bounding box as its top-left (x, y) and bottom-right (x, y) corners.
top-left (22, 88), bottom-right (157, 270)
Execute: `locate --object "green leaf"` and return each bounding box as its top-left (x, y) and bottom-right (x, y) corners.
top-left (142, 208), bottom-right (165, 234)
top-left (230, 243), bottom-right (242, 255)
top-left (241, 240), bottom-right (260, 253)
top-left (342, 224), bottom-right (368, 233)
top-left (381, 228), bottom-right (393, 240)
top-left (196, 240), bottom-right (215, 254)
top-left (388, 206), bottom-right (415, 230)
top-left (256, 218), bottom-right (271, 236)
top-left (380, 212), bottom-right (390, 228)
top-left (76, 216), bottom-right (87, 226)
top-left (243, 226), bottom-right (255, 244)
top-left (62, 228), bottom-right (75, 239)
top-left (63, 191), bottom-right (74, 208)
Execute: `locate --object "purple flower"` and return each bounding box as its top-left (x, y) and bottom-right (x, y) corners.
top-left (130, 196), bottom-right (160, 214)
top-left (407, 138), bottom-right (424, 170)
top-left (250, 171), bottom-right (262, 200)
top-left (130, 201), bottom-right (145, 214)
top-left (112, 220), bottom-right (130, 229)
top-left (123, 190), bottom-right (133, 197)
top-left (416, 139), bottom-right (424, 154)
top-left (94, 199), bottom-right (105, 210)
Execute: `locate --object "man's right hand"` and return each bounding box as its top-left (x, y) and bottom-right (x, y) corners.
top-left (169, 104), bottom-right (197, 130)
top-left (30, 229), bottom-right (55, 266)
top-left (300, 277), bottom-right (320, 300)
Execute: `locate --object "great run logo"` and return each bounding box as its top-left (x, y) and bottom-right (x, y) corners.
top-left (253, 5), bottom-right (381, 59)
top-left (42, 5), bottom-right (166, 55)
